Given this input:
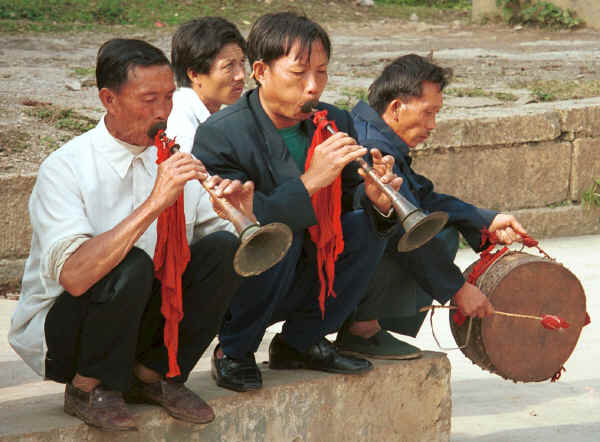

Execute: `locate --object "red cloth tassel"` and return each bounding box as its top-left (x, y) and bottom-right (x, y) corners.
top-left (541, 314), bottom-right (570, 330)
top-left (153, 130), bottom-right (191, 378)
top-left (305, 110), bottom-right (344, 318)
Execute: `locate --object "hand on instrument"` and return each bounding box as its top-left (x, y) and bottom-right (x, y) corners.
top-left (453, 282), bottom-right (494, 318)
top-left (204, 175), bottom-right (257, 225)
top-left (301, 131), bottom-right (367, 196)
top-left (360, 148), bottom-right (403, 214)
top-left (488, 213), bottom-right (527, 245)
top-left (151, 152), bottom-right (208, 211)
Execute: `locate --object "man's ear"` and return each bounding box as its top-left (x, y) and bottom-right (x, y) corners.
top-left (251, 60), bottom-right (266, 86)
top-left (187, 68), bottom-right (200, 87)
top-left (386, 98), bottom-right (405, 121)
top-left (98, 87), bottom-right (117, 112)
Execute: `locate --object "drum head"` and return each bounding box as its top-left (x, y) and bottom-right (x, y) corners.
top-left (483, 260), bottom-right (585, 381)
top-left (452, 252), bottom-right (587, 382)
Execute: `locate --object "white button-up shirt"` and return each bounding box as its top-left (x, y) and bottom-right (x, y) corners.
top-left (166, 87), bottom-right (211, 153)
top-left (9, 117), bottom-right (234, 377)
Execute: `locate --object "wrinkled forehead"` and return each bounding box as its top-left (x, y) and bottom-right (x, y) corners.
top-left (121, 64), bottom-right (174, 92)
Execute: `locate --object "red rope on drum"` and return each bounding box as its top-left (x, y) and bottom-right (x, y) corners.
top-left (551, 366), bottom-right (566, 383)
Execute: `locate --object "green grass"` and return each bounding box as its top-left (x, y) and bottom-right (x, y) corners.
top-left (70, 66), bottom-right (95, 78)
top-left (0, 128), bottom-right (31, 152)
top-left (334, 87), bottom-right (369, 111)
top-left (0, 0), bottom-right (472, 33)
top-left (582, 179), bottom-right (600, 209)
top-left (509, 79), bottom-right (600, 102)
top-left (445, 87), bottom-right (518, 102)
top-left (25, 104), bottom-right (96, 135)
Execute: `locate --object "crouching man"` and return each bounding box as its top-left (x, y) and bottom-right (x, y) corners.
top-left (9, 39), bottom-right (254, 431)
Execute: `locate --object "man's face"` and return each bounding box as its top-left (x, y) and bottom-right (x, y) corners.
top-left (191, 42), bottom-right (246, 113)
top-left (387, 81), bottom-right (443, 148)
top-left (103, 64), bottom-right (175, 146)
top-left (255, 39), bottom-right (329, 129)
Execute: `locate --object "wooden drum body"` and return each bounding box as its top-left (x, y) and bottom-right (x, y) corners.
top-left (450, 251), bottom-right (587, 382)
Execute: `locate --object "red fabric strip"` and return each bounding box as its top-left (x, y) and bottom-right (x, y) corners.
top-left (153, 131), bottom-right (191, 378)
top-left (306, 110), bottom-right (345, 318)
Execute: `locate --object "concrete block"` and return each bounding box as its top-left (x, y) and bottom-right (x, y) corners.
top-left (559, 105), bottom-right (600, 139)
top-left (424, 111), bottom-right (561, 149)
top-left (411, 141), bottom-right (572, 211)
top-left (513, 204), bottom-right (600, 238)
top-left (0, 174), bottom-right (35, 260)
top-left (0, 354), bottom-right (451, 442)
top-left (0, 259), bottom-right (25, 290)
top-left (570, 138), bottom-right (600, 200)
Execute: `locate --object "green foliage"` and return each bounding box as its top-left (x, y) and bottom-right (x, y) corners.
top-left (495, 0), bottom-right (582, 29)
top-left (445, 87), bottom-right (518, 101)
top-left (334, 87), bottom-right (369, 111)
top-left (26, 105), bottom-right (96, 135)
top-left (510, 79), bottom-right (600, 102)
top-left (0, 0), bottom-right (218, 29)
top-left (71, 66), bottom-right (95, 78)
top-left (376, 0), bottom-right (471, 9)
top-left (582, 179), bottom-right (600, 209)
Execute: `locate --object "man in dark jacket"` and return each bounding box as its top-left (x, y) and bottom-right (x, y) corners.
top-left (192, 12), bottom-right (403, 392)
top-left (335, 54), bottom-right (527, 359)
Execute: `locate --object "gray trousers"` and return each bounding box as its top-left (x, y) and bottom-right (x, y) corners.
top-left (351, 227), bottom-right (459, 337)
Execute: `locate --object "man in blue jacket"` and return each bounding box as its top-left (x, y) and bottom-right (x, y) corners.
top-left (336, 54), bottom-right (527, 359)
top-left (193, 12), bottom-right (403, 392)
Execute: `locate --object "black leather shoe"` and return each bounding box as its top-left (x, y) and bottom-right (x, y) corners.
top-left (268, 333), bottom-right (373, 374)
top-left (211, 344), bottom-right (262, 392)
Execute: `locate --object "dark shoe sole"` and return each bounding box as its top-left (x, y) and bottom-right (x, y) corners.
top-left (269, 358), bottom-right (373, 375)
top-left (337, 348), bottom-right (424, 361)
top-left (64, 403), bottom-right (138, 432)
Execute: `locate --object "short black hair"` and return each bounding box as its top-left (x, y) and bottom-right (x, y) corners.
top-left (368, 54), bottom-right (453, 115)
top-left (171, 17), bottom-right (246, 88)
top-left (247, 12), bottom-right (331, 75)
top-left (96, 39), bottom-right (170, 92)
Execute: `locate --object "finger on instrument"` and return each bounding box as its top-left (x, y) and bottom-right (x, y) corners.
top-left (221, 179), bottom-right (244, 196)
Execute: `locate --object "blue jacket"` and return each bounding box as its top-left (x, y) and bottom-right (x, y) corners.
top-left (351, 100), bottom-right (497, 304)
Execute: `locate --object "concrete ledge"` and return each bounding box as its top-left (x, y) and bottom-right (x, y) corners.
top-left (0, 352), bottom-right (451, 442)
top-left (513, 204), bottom-right (600, 238)
top-left (411, 141), bottom-right (572, 210)
top-left (0, 174), bottom-right (35, 260)
top-left (0, 259), bottom-right (25, 293)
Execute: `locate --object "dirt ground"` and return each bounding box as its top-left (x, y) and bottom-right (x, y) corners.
top-left (1, 18), bottom-right (599, 174)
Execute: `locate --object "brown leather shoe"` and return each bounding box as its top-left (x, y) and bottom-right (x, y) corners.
top-left (125, 377), bottom-right (215, 424)
top-left (64, 383), bottom-right (137, 431)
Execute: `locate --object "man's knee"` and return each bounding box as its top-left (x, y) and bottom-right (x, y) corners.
top-left (342, 210), bottom-right (386, 256)
top-left (86, 247), bottom-right (154, 305)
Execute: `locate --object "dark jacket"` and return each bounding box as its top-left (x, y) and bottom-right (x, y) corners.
top-left (192, 89), bottom-right (394, 237)
top-left (351, 100), bottom-right (497, 304)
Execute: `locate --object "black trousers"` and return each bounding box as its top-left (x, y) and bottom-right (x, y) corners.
top-left (44, 231), bottom-right (240, 392)
top-left (350, 227), bottom-right (459, 337)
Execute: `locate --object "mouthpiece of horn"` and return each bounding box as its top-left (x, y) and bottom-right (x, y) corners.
top-left (148, 121), bottom-right (168, 138)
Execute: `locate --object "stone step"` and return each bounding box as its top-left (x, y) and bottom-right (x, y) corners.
top-left (0, 353), bottom-right (451, 442)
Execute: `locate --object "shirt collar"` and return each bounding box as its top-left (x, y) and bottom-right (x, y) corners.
top-left (352, 100), bottom-right (411, 157)
top-left (178, 87), bottom-right (210, 122)
top-left (92, 116), bottom-right (156, 179)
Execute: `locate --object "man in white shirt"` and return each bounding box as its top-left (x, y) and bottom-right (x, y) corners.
top-left (166, 17), bottom-right (246, 152)
top-left (9, 38), bottom-right (255, 431)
